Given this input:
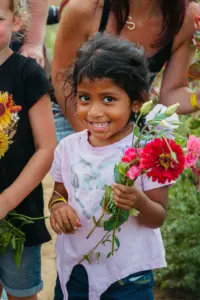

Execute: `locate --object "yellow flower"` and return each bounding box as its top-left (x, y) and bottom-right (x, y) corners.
top-left (0, 92), bottom-right (12, 129)
top-left (0, 131), bottom-right (9, 158)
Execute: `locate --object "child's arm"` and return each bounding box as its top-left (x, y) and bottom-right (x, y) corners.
top-left (0, 95), bottom-right (57, 219)
top-left (49, 182), bottom-right (81, 235)
top-left (112, 184), bottom-right (168, 229)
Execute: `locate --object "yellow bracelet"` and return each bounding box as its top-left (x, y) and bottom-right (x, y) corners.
top-left (48, 197), bottom-right (67, 212)
top-left (190, 92), bottom-right (199, 110)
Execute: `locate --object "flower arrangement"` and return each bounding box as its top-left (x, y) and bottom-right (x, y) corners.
top-left (79, 101), bottom-right (196, 264)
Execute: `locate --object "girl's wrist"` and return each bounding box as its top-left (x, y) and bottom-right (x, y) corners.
top-left (133, 189), bottom-right (147, 212)
top-left (48, 197), bottom-right (68, 212)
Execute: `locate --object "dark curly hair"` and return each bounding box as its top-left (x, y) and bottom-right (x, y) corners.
top-left (71, 33), bottom-right (150, 104)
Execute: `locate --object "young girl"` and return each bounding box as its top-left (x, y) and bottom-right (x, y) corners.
top-left (49, 33), bottom-right (171, 300)
top-left (0, 0), bottom-right (56, 299)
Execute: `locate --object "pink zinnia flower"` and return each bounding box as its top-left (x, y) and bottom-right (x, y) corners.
top-left (185, 136), bottom-right (200, 168)
top-left (122, 148), bottom-right (142, 163)
top-left (126, 165), bottom-right (141, 180)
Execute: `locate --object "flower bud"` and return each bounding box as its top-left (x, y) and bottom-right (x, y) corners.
top-left (165, 103), bottom-right (180, 116)
top-left (140, 100), bottom-right (153, 116)
top-left (160, 120), bottom-right (169, 128)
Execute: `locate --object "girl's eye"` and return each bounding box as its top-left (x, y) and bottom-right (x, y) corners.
top-left (104, 96), bottom-right (115, 103)
top-left (79, 95), bottom-right (90, 102)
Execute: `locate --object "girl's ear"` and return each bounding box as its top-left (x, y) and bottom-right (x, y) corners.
top-left (131, 100), bottom-right (143, 113)
top-left (131, 91), bottom-right (149, 113)
top-left (12, 16), bottom-right (23, 33)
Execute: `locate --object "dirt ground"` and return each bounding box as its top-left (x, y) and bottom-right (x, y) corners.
top-left (38, 175), bottom-right (56, 300)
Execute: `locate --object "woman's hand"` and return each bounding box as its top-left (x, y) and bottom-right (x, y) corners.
top-left (112, 184), bottom-right (140, 211)
top-left (50, 202), bottom-right (82, 235)
top-left (19, 44), bottom-right (44, 67)
top-left (66, 0), bottom-right (101, 18)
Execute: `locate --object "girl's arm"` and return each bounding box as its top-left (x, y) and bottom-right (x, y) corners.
top-left (20, 0), bottom-right (49, 66)
top-left (160, 2), bottom-right (200, 114)
top-left (52, 0), bottom-right (101, 131)
top-left (49, 182), bottom-right (81, 234)
top-left (112, 184), bottom-right (168, 229)
top-left (0, 94), bottom-right (57, 219)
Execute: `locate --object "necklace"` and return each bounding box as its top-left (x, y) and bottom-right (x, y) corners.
top-left (126, 9), bottom-right (156, 31)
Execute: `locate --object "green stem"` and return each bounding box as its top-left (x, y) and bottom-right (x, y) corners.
top-left (132, 113), bottom-right (142, 147)
top-left (8, 212), bottom-right (48, 221)
top-left (111, 209), bottom-right (120, 256)
top-left (1, 219), bottom-right (25, 237)
top-left (78, 232), bottom-right (110, 264)
top-left (86, 212), bottom-right (105, 239)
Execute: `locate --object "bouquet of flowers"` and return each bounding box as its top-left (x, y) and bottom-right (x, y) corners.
top-left (79, 101), bottom-right (196, 264)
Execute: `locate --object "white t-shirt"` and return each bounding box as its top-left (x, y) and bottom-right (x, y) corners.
top-left (50, 127), bottom-right (170, 300)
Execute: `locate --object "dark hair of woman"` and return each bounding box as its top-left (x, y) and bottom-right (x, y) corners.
top-left (109, 0), bottom-right (189, 47)
top-left (72, 33), bottom-right (150, 103)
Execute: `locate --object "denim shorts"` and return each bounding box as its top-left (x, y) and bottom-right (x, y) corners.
top-left (54, 265), bottom-right (154, 300)
top-left (0, 245), bottom-right (43, 298)
top-left (52, 102), bottom-right (74, 142)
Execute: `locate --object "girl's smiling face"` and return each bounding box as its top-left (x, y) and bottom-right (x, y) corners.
top-left (0, 0), bottom-right (21, 53)
top-left (77, 78), bottom-right (135, 147)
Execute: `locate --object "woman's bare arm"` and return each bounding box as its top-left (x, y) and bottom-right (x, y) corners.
top-left (20, 0), bottom-right (49, 66)
top-left (160, 2), bottom-right (200, 114)
top-left (52, 0), bottom-right (101, 131)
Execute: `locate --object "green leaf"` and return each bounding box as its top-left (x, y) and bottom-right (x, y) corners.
top-left (152, 113), bottom-right (167, 122)
top-left (114, 165), bottom-right (124, 184)
top-left (189, 118), bottom-right (200, 130)
top-left (14, 239), bottom-right (24, 269)
top-left (101, 185), bottom-right (113, 213)
top-left (134, 125), bottom-right (140, 137)
top-left (129, 208), bottom-right (140, 216)
top-left (106, 252), bottom-right (112, 258)
top-left (83, 255), bottom-right (91, 264)
top-left (114, 236), bottom-right (120, 249)
top-left (11, 236), bottom-right (16, 250)
top-left (104, 209), bottom-right (129, 231)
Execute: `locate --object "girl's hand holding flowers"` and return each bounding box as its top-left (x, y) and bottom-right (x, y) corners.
top-left (112, 183), bottom-right (140, 211)
top-left (50, 202), bottom-right (81, 235)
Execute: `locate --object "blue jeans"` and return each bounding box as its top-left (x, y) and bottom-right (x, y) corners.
top-left (54, 265), bottom-right (154, 300)
top-left (0, 245), bottom-right (42, 298)
top-left (52, 102), bottom-right (74, 142)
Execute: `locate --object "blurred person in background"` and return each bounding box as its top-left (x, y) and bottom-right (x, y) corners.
top-left (10, 0), bottom-right (49, 67)
top-left (52, 0), bottom-right (200, 142)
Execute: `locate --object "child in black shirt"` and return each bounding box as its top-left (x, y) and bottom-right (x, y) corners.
top-left (0, 0), bottom-right (56, 299)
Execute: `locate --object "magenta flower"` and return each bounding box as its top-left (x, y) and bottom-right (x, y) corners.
top-left (122, 148), bottom-right (142, 163)
top-left (185, 135), bottom-right (200, 168)
top-left (126, 165), bottom-right (141, 180)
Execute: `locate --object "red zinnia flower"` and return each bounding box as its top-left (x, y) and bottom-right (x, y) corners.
top-left (140, 138), bottom-right (185, 184)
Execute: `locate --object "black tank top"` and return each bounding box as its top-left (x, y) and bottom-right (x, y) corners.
top-left (98, 0), bottom-right (173, 81)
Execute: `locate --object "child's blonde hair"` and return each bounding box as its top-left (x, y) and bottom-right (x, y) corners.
top-left (10, 0), bottom-right (26, 18)
top-left (9, 0), bottom-right (29, 40)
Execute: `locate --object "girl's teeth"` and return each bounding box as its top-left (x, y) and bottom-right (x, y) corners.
top-left (92, 123), bottom-right (108, 128)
